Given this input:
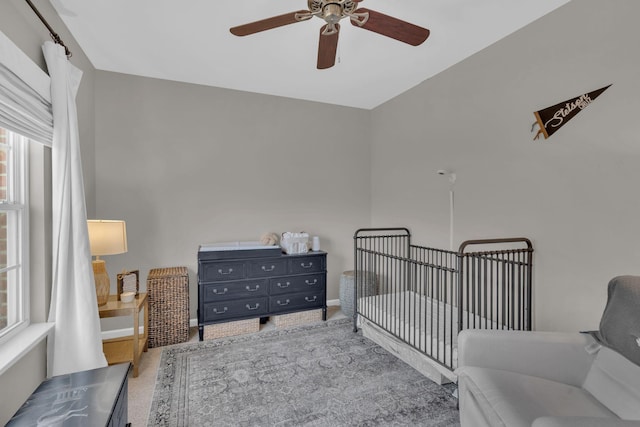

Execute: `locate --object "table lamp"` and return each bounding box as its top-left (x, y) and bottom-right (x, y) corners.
top-left (87, 220), bottom-right (128, 306)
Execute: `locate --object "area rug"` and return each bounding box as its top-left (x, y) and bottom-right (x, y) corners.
top-left (148, 318), bottom-right (459, 426)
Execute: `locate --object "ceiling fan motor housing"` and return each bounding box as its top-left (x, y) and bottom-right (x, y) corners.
top-left (308, 0), bottom-right (359, 23)
top-left (323, 4), bottom-right (342, 24)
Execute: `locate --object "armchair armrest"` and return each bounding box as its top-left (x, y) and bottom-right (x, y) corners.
top-left (533, 416), bottom-right (640, 427)
top-left (456, 330), bottom-right (597, 386)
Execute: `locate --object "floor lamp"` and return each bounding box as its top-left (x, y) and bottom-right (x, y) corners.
top-left (87, 220), bottom-right (128, 306)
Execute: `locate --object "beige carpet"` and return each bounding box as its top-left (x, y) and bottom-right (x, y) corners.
top-left (127, 307), bottom-right (346, 426)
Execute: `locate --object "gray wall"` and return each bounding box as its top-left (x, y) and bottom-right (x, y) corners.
top-left (94, 72), bottom-right (372, 327)
top-left (370, 0), bottom-right (640, 332)
top-left (0, 0), bottom-right (96, 423)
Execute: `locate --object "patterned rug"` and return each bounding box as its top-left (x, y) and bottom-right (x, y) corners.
top-left (148, 318), bottom-right (459, 426)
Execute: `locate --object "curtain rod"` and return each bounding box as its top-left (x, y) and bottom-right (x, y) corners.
top-left (24, 0), bottom-right (72, 58)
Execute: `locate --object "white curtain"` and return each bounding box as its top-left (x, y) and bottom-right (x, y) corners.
top-left (44, 41), bottom-right (107, 376)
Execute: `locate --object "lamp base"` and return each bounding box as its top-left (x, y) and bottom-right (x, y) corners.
top-left (92, 259), bottom-right (110, 306)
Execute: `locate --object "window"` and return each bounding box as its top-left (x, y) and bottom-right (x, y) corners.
top-left (0, 127), bottom-right (28, 342)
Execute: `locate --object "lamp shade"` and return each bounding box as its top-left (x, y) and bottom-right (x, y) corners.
top-left (87, 220), bottom-right (128, 256)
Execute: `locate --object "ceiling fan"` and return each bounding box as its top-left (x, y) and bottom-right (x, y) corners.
top-left (230, 0), bottom-right (430, 69)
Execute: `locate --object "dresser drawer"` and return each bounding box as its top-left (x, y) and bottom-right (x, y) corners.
top-left (289, 256), bottom-right (324, 275)
top-left (269, 273), bottom-right (325, 295)
top-left (203, 297), bottom-right (268, 321)
top-left (200, 261), bottom-right (245, 282)
top-left (269, 291), bottom-right (325, 314)
top-left (247, 258), bottom-right (287, 278)
top-left (202, 279), bottom-right (268, 302)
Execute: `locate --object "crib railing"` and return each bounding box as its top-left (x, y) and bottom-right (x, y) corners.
top-left (458, 238), bottom-right (534, 332)
top-left (353, 228), bottom-right (534, 371)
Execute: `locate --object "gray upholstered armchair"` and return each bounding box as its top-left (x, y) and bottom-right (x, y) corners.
top-left (456, 276), bottom-right (640, 427)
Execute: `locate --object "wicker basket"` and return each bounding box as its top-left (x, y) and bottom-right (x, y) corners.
top-left (203, 318), bottom-right (260, 340)
top-left (147, 266), bottom-right (189, 348)
top-left (273, 309), bottom-right (323, 328)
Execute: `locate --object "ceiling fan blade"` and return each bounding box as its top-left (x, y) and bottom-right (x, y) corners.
top-left (351, 8), bottom-right (430, 46)
top-left (230, 10), bottom-right (309, 36)
top-left (317, 24), bottom-right (340, 70)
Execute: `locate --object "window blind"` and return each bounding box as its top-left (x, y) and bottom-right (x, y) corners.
top-left (0, 30), bottom-right (53, 146)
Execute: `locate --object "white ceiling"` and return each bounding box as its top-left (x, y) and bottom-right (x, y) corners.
top-left (50, 0), bottom-right (570, 110)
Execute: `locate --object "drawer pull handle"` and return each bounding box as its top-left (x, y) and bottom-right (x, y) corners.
top-left (213, 287), bottom-right (228, 295)
top-left (305, 279), bottom-right (318, 286)
top-left (213, 307), bottom-right (228, 314)
top-left (277, 282), bottom-right (291, 288)
top-left (261, 265), bottom-right (276, 272)
top-left (246, 285), bottom-right (260, 292)
top-left (218, 268), bottom-right (234, 275)
top-left (276, 299), bottom-right (290, 306)
top-left (300, 262), bottom-right (314, 269)
top-left (305, 296), bottom-right (318, 303)
top-left (246, 303), bottom-right (260, 311)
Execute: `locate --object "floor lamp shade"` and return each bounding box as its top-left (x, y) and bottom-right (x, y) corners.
top-left (87, 220), bottom-right (128, 306)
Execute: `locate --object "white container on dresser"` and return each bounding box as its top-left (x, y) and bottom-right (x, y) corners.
top-left (197, 243), bottom-right (327, 340)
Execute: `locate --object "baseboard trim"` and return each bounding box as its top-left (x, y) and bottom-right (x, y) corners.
top-left (102, 326), bottom-right (145, 341)
top-left (102, 300), bottom-right (342, 340)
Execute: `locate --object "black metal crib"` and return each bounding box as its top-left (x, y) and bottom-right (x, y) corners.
top-left (353, 228), bottom-right (534, 374)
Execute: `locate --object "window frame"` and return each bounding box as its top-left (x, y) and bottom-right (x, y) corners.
top-left (0, 128), bottom-right (30, 344)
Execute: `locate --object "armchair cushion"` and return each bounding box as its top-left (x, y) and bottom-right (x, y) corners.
top-left (533, 417), bottom-right (640, 427)
top-left (582, 346), bottom-right (640, 420)
top-left (458, 366), bottom-right (615, 427)
top-left (457, 329), bottom-right (597, 387)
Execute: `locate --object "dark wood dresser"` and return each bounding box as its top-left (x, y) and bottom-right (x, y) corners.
top-left (7, 363), bottom-right (130, 426)
top-left (197, 246), bottom-right (327, 340)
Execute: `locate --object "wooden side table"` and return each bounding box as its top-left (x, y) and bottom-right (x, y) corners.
top-left (99, 293), bottom-right (148, 377)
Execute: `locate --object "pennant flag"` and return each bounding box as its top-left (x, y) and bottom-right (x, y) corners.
top-left (532, 84), bottom-right (611, 140)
